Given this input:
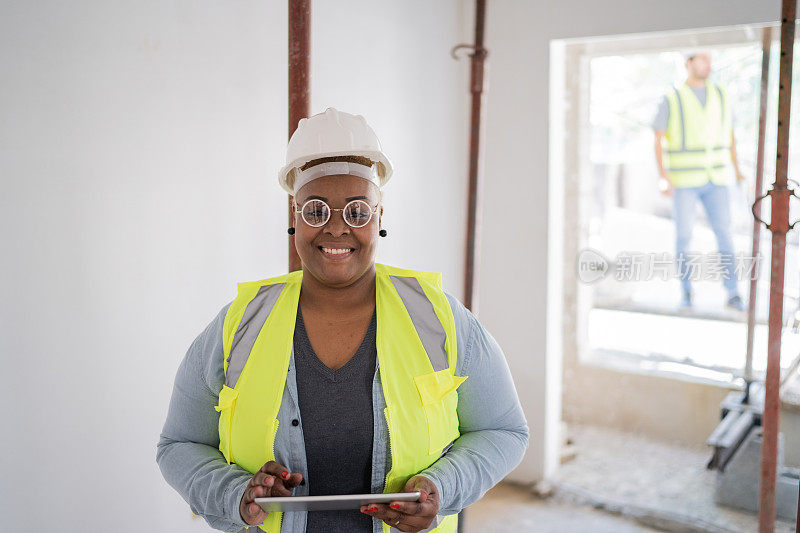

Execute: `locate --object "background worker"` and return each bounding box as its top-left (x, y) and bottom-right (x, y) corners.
top-left (156, 108), bottom-right (529, 532)
top-left (653, 51), bottom-right (747, 311)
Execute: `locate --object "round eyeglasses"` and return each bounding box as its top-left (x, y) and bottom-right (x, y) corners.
top-left (293, 198), bottom-right (380, 228)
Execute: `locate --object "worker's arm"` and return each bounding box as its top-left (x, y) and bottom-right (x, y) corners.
top-left (416, 294), bottom-right (530, 516)
top-left (730, 130), bottom-right (745, 183)
top-left (156, 304), bottom-right (252, 532)
top-left (654, 130), bottom-right (673, 196)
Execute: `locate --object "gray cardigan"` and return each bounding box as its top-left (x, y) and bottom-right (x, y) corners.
top-left (156, 291), bottom-right (530, 532)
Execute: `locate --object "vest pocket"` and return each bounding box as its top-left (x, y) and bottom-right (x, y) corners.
top-left (214, 385), bottom-right (239, 464)
top-left (413, 369), bottom-right (468, 455)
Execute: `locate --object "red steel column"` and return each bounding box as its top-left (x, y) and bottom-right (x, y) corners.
top-left (759, 3), bottom-right (795, 531)
top-left (463, 0), bottom-right (487, 314)
top-left (745, 27), bottom-right (772, 403)
top-left (288, 0), bottom-right (310, 273)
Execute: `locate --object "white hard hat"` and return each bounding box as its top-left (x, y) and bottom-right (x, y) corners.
top-left (278, 107), bottom-right (394, 194)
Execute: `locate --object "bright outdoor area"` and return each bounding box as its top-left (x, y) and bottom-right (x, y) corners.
top-left (583, 37), bottom-right (800, 384)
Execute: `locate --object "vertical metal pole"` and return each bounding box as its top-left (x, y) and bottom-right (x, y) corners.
top-left (759, 3), bottom-right (795, 531)
top-left (745, 27), bottom-right (772, 403)
top-left (457, 4), bottom-right (487, 531)
top-left (288, 0), bottom-right (310, 273)
top-left (463, 0), bottom-right (487, 314)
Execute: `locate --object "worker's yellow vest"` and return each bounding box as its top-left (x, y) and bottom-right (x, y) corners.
top-left (215, 263), bottom-right (466, 532)
top-left (663, 81), bottom-right (733, 188)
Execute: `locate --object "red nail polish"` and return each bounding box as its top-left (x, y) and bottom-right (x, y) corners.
top-left (281, 471), bottom-right (289, 479)
top-left (368, 506), bottom-right (377, 512)
top-left (390, 503), bottom-right (399, 509)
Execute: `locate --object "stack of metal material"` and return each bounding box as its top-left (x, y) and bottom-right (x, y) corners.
top-left (707, 384), bottom-right (799, 521)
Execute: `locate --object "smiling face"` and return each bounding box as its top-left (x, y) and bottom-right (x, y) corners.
top-left (293, 174), bottom-right (382, 288)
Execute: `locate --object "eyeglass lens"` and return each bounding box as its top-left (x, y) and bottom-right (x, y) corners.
top-left (343, 201), bottom-right (372, 227)
top-left (300, 199), bottom-right (374, 228)
top-left (301, 199), bottom-right (330, 226)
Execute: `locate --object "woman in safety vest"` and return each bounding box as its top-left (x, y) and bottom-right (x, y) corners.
top-left (157, 108), bottom-right (529, 533)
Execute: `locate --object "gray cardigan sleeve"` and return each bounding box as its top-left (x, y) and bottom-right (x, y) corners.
top-left (156, 304), bottom-right (252, 532)
top-left (417, 294), bottom-right (530, 514)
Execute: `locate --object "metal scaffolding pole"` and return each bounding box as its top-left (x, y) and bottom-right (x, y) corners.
top-left (288, 0), bottom-right (310, 273)
top-left (454, 0), bottom-right (488, 314)
top-left (759, 2), bottom-right (795, 530)
top-left (745, 27), bottom-right (773, 404)
top-left (449, 4), bottom-right (488, 530)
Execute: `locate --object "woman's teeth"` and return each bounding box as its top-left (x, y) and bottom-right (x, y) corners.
top-left (321, 247), bottom-right (351, 255)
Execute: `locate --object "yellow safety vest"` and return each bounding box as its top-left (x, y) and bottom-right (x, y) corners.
top-left (215, 263), bottom-right (466, 532)
top-left (663, 81), bottom-right (733, 188)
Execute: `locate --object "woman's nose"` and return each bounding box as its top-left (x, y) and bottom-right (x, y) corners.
top-left (324, 211), bottom-right (350, 236)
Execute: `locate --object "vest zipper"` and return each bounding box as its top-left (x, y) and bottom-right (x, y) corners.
top-left (383, 407), bottom-right (393, 490)
top-left (270, 419), bottom-right (283, 533)
top-left (383, 407), bottom-right (393, 533)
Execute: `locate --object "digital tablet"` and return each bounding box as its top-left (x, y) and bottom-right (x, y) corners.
top-left (254, 491), bottom-right (422, 512)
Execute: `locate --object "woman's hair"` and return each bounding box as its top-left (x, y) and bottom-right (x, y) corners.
top-left (300, 155), bottom-right (374, 171)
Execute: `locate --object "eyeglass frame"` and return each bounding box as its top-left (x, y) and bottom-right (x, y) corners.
top-left (292, 198), bottom-right (381, 228)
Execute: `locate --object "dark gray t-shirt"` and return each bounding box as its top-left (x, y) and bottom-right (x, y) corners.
top-left (294, 305), bottom-right (377, 532)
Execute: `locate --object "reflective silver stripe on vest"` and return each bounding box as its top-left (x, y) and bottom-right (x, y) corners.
top-left (714, 84), bottom-right (724, 128)
top-left (665, 145), bottom-right (730, 154)
top-left (389, 276), bottom-right (449, 372)
top-left (674, 87), bottom-right (687, 152)
top-left (664, 164), bottom-right (727, 172)
top-left (226, 283), bottom-right (286, 388)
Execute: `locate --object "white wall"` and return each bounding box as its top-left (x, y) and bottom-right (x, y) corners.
top-left (0, 2), bottom-right (468, 531)
top-left (2, 1), bottom-right (785, 531)
top-left (480, 1), bottom-right (779, 483)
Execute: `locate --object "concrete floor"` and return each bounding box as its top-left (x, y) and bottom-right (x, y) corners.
top-left (467, 482), bottom-right (658, 532)
top-left (466, 423), bottom-right (798, 532)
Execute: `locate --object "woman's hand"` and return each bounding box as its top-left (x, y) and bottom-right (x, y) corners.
top-left (239, 460), bottom-right (304, 525)
top-left (361, 475), bottom-right (439, 532)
